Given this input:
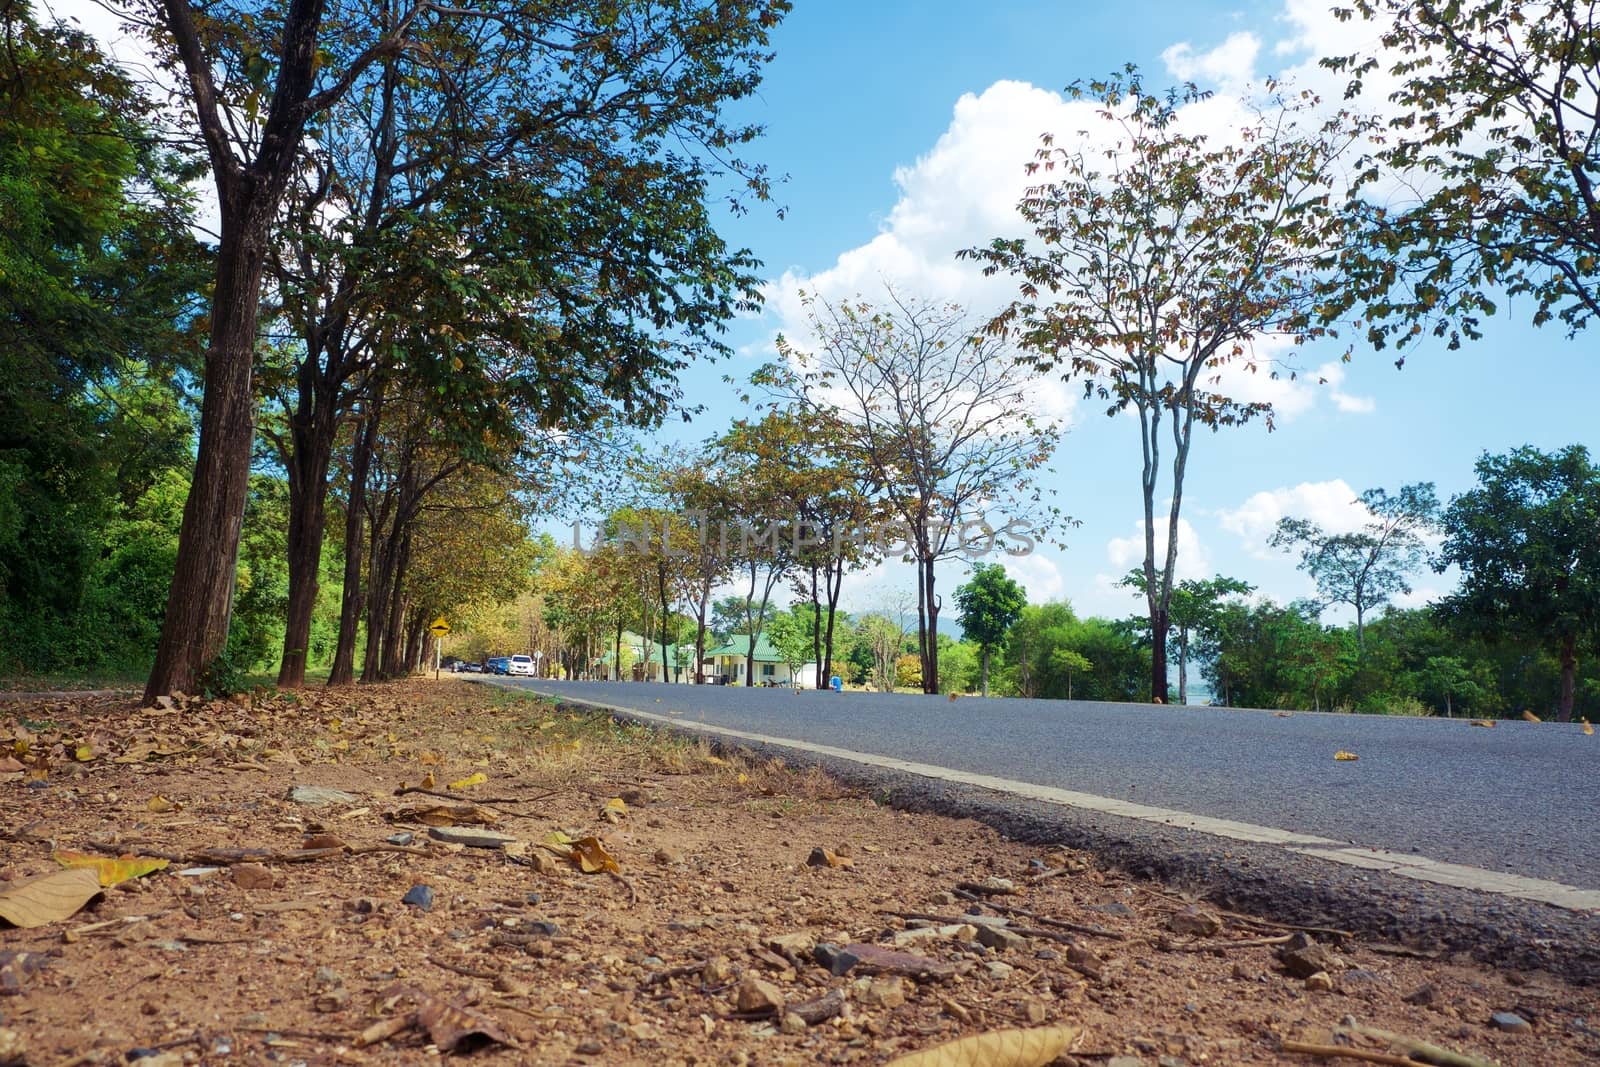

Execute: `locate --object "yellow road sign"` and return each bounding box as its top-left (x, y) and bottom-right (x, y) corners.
top-left (429, 616), bottom-right (450, 637)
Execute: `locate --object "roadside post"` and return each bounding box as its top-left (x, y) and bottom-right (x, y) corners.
top-left (430, 616), bottom-right (451, 678)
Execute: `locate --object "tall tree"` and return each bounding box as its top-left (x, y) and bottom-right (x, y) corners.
top-left (1437, 445), bottom-right (1600, 722)
top-left (766, 290), bottom-right (1063, 694)
top-left (1324, 0), bottom-right (1600, 352)
top-left (954, 563), bottom-right (1027, 697)
top-left (1269, 484), bottom-right (1436, 652)
top-left (965, 70), bottom-right (1360, 702)
top-left (136, 0), bottom-right (790, 700)
top-left (1122, 572), bottom-right (1254, 704)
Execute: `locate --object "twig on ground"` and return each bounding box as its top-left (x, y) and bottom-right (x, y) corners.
top-left (1281, 1040), bottom-right (1422, 1065)
top-left (427, 955), bottom-right (500, 980)
top-left (968, 899), bottom-right (1127, 941)
top-left (354, 1013), bottom-right (417, 1048)
top-left (1340, 1022), bottom-right (1501, 1067)
top-left (641, 961), bottom-right (708, 988)
top-left (394, 785), bottom-right (560, 806)
top-left (1171, 933), bottom-right (1295, 952)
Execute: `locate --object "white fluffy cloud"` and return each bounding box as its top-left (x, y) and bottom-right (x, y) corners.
top-left (1104, 516), bottom-right (1212, 581)
top-left (1162, 31), bottom-right (1262, 91)
top-left (1216, 479), bottom-right (1372, 557)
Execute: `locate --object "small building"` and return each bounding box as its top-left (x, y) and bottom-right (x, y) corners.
top-left (704, 635), bottom-right (814, 687)
top-left (598, 631), bottom-right (707, 683)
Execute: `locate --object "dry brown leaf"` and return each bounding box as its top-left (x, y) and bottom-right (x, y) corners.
top-left (570, 835), bottom-right (621, 874)
top-left (1469, 720), bottom-right (1496, 728)
top-left (392, 804), bottom-right (498, 827)
top-left (447, 771), bottom-right (487, 790)
top-left (1333, 750), bottom-right (1359, 761)
top-left (1583, 718), bottom-right (1593, 736)
top-left (52, 850), bottom-right (169, 887)
top-left (1523, 709), bottom-right (1542, 723)
top-left (0, 756), bottom-right (22, 773)
top-left (0, 868), bottom-right (103, 928)
top-left (415, 992), bottom-right (514, 1052)
top-left (885, 1025), bottom-right (1081, 1067)
top-left (146, 795), bottom-right (180, 813)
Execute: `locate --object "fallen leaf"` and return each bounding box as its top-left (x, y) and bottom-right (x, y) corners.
top-left (415, 991), bottom-right (514, 1052)
top-left (1333, 751), bottom-right (1359, 761)
top-left (420, 769), bottom-right (437, 789)
top-left (390, 805), bottom-right (498, 827)
top-left (0, 868), bottom-right (104, 928)
top-left (806, 846), bottom-right (853, 869)
top-left (1582, 718), bottom-right (1593, 736)
top-left (1523, 710), bottom-right (1541, 724)
top-left (447, 772), bottom-right (487, 790)
top-left (27, 754), bottom-right (48, 781)
top-left (147, 795), bottom-right (181, 813)
top-left (885, 1025), bottom-right (1081, 1067)
top-left (537, 830), bottom-right (577, 856)
top-left (1469, 720), bottom-right (1496, 728)
top-left (52, 850), bottom-right (169, 887)
top-left (0, 756), bottom-right (22, 773)
top-left (73, 743), bottom-right (95, 762)
top-left (600, 797), bottom-right (628, 823)
top-left (569, 835), bottom-right (621, 874)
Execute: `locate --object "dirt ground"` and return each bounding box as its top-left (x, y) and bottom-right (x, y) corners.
top-left (1, 679), bottom-right (1597, 1066)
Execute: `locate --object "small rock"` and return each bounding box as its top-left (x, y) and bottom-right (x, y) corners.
top-left (734, 976), bottom-right (785, 1014)
top-left (1089, 901), bottom-right (1133, 917)
top-left (1158, 1057), bottom-right (1189, 1067)
top-left (426, 826), bottom-right (518, 849)
top-left (1107, 1057), bottom-right (1146, 1067)
top-left (841, 943), bottom-right (956, 980)
top-left (769, 932), bottom-right (816, 956)
top-left (703, 955), bottom-right (735, 984)
top-left (494, 974), bottom-right (530, 995)
top-left (653, 846), bottom-right (685, 865)
top-left (779, 1013), bottom-right (807, 1035)
top-left (1491, 1012), bottom-right (1532, 1034)
top-left (313, 990), bottom-right (349, 1012)
top-left (856, 976), bottom-right (906, 1009)
top-left (1403, 983), bottom-right (1437, 1006)
top-left (1305, 971), bottom-right (1335, 992)
top-left (286, 785), bottom-right (358, 807)
top-left (385, 832), bottom-right (415, 846)
top-left (893, 924), bottom-right (975, 947)
top-left (231, 863), bottom-right (275, 890)
top-left (975, 925), bottom-right (1026, 953)
top-left (1167, 905), bottom-right (1222, 938)
top-left (979, 877), bottom-right (1016, 894)
top-left (0, 1028), bottom-right (24, 1067)
top-left (813, 943), bottom-right (860, 976)
top-left (574, 1039), bottom-right (604, 1055)
top-left (928, 891), bottom-right (957, 906)
top-left (806, 846), bottom-right (852, 869)
top-left (1231, 962), bottom-right (1258, 981)
top-left (985, 961), bottom-right (1014, 980)
top-left (401, 884), bottom-right (434, 911)
top-left (1022, 998), bottom-right (1047, 1024)
top-left (1279, 942), bottom-right (1339, 979)
top-left (940, 997), bottom-right (971, 1023)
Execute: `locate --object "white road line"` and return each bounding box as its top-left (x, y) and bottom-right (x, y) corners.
top-left (517, 685), bottom-right (1600, 913)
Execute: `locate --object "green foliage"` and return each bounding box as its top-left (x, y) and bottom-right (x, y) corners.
top-left (935, 635), bottom-right (979, 695)
top-left (1325, 1), bottom-right (1600, 348)
top-left (1269, 484), bottom-right (1436, 649)
top-left (1436, 444), bottom-right (1600, 721)
top-left (1000, 603), bottom-right (1149, 702)
top-left (954, 563), bottom-right (1027, 695)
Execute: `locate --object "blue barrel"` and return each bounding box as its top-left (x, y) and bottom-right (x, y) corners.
top-left (829, 675), bottom-right (842, 691)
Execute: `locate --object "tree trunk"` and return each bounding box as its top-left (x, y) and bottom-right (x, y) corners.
top-left (277, 384), bottom-right (339, 687)
top-left (693, 574), bottom-right (710, 683)
top-left (379, 529), bottom-right (412, 678)
top-left (1150, 606), bottom-right (1170, 703)
top-left (328, 405), bottom-right (378, 685)
top-left (822, 555), bottom-right (844, 688)
top-left (922, 558), bottom-right (940, 694)
top-left (980, 647), bottom-right (990, 698)
top-left (810, 564), bottom-right (822, 688)
top-left (1558, 632), bottom-right (1577, 723)
top-left (143, 220), bottom-right (269, 701)
top-left (1177, 628), bottom-right (1189, 706)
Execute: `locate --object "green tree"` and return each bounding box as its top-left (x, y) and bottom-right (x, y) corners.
top-left (1122, 572), bottom-right (1254, 704)
top-left (965, 70), bottom-right (1362, 703)
top-left (954, 563), bottom-right (1028, 697)
top-left (138, 0), bottom-right (791, 701)
top-left (1269, 484), bottom-right (1436, 651)
top-left (765, 290), bottom-right (1064, 694)
top-left (1324, 1), bottom-right (1600, 351)
top-left (1048, 648), bottom-right (1091, 701)
top-left (1437, 445), bottom-right (1600, 722)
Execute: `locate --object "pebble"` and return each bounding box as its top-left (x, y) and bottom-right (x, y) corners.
top-left (402, 885), bottom-right (434, 911)
top-left (854, 976), bottom-right (906, 1009)
top-left (231, 862), bottom-right (275, 890)
top-left (734, 976), bottom-right (785, 1014)
top-left (985, 961), bottom-right (1014, 979)
top-left (1305, 971), bottom-right (1335, 992)
top-left (1491, 1012), bottom-right (1532, 1034)
top-left (769, 932), bottom-right (816, 955)
top-left (813, 943), bottom-right (860, 977)
top-left (1107, 1057), bottom-right (1146, 1067)
top-left (426, 826), bottom-right (518, 849)
top-left (574, 1039), bottom-right (604, 1055)
top-left (976, 925), bottom-right (1026, 952)
top-left (385, 831), bottom-right (414, 846)
top-left (1090, 902), bottom-right (1133, 917)
top-left (779, 1013), bottom-right (807, 1035)
top-left (286, 785), bottom-right (357, 806)
top-left (1403, 983), bottom-right (1437, 1006)
top-left (653, 846), bottom-right (685, 865)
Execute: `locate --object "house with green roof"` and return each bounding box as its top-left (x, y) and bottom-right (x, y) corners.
top-left (704, 634), bottom-right (814, 687)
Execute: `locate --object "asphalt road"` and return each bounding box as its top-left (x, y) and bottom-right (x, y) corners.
top-left (488, 678), bottom-right (1598, 889)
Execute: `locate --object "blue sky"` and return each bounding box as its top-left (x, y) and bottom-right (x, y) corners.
top-left (660, 0), bottom-right (1600, 623)
top-left (52, 0), bottom-right (1597, 627)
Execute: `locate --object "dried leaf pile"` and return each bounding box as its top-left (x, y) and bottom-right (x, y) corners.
top-left (1, 680), bottom-right (1597, 1065)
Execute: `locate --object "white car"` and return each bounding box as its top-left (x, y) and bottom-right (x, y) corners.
top-left (507, 654), bottom-right (536, 676)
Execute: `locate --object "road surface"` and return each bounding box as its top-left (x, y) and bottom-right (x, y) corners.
top-left (484, 679), bottom-right (1598, 900)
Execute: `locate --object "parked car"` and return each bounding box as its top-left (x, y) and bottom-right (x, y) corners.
top-left (487, 657), bottom-right (510, 675)
top-left (455, 661), bottom-right (481, 673)
top-left (508, 654), bottom-right (535, 676)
